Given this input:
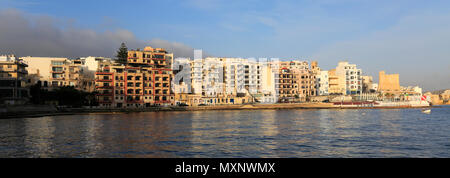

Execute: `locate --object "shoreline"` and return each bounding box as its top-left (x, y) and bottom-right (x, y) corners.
top-left (0, 103), bottom-right (440, 120)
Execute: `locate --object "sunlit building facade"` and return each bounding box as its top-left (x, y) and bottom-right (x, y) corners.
top-left (95, 46), bottom-right (175, 108)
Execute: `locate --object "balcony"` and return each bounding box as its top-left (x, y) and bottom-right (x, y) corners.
top-left (154, 100), bottom-right (171, 104)
top-left (95, 79), bottom-right (113, 82)
top-left (97, 92), bottom-right (113, 96)
top-left (95, 72), bottom-right (113, 75)
top-left (95, 85), bottom-right (113, 89)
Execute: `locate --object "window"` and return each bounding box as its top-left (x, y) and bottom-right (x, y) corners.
top-left (51, 61), bottom-right (64, 66)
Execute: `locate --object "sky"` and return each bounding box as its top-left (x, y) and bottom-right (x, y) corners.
top-left (0, 0), bottom-right (449, 91)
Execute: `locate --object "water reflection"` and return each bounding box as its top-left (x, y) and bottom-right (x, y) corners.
top-left (24, 117), bottom-right (55, 157)
top-left (0, 106), bottom-right (449, 157)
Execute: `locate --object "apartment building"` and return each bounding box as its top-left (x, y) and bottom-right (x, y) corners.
top-left (0, 55), bottom-right (29, 105)
top-left (95, 46), bottom-right (175, 108)
top-left (276, 62), bottom-right (298, 102)
top-left (257, 61), bottom-right (277, 103)
top-left (335, 61), bottom-right (362, 95)
top-left (275, 60), bottom-right (316, 102)
top-left (22, 56), bottom-right (67, 87)
top-left (172, 57), bottom-right (268, 104)
top-left (328, 69), bottom-right (346, 95)
top-left (316, 70), bottom-right (329, 96)
top-left (22, 56), bottom-right (98, 91)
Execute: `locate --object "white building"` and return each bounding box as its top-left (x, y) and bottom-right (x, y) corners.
top-left (316, 70), bottom-right (329, 96)
top-left (172, 57), bottom-right (274, 102)
top-left (401, 86), bottom-right (423, 94)
top-left (80, 56), bottom-right (113, 78)
top-left (335, 61), bottom-right (362, 95)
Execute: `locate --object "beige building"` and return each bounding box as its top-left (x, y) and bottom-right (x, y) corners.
top-left (22, 57), bottom-right (95, 91)
top-left (22, 57), bottom-right (68, 87)
top-left (328, 69), bottom-right (345, 95)
top-left (378, 71), bottom-right (400, 93)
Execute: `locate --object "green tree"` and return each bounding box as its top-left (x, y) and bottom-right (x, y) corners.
top-left (116, 42), bottom-right (128, 65)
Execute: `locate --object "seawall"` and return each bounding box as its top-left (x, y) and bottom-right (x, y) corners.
top-left (0, 103), bottom-right (435, 119)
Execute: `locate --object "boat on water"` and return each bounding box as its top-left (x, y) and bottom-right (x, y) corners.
top-left (422, 109), bottom-right (431, 114)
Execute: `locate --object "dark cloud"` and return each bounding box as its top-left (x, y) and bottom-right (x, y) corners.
top-left (0, 9), bottom-right (197, 58)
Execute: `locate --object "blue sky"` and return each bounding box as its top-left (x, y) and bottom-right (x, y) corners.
top-left (0, 0), bottom-right (449, 91)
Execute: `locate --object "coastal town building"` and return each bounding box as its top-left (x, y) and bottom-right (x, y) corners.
top-left (316, 70), bottom-right (329, 96)
top-left (172, 57), bottom-right (272, 105)
top-left (257, 61), bottom-right (277, 103)
top-left (327, 69), bottom-right (346, 95)
top-left (95, 46), bottom-right (175, 108)
top-left (276, 63), bottom-right (298, 103)
top-left (275, 60), bottom-right (316, 102)
top-left (21, 56), bottom-right (104, 91)
top-left (0, 55), bottom-right (29, 105)
top-left (22, 56), bottom-right (68, 88)
top-left (335, 61), bottom-right (362, 95)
